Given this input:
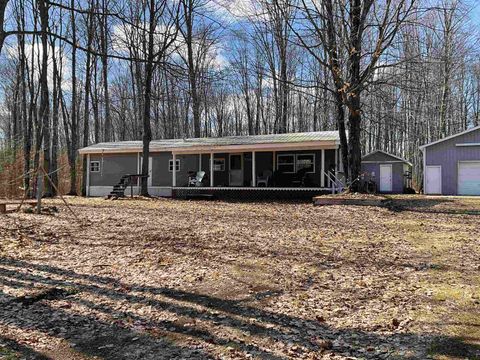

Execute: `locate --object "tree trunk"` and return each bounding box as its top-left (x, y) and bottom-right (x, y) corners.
top-left (347, 101), bottom-right (362, 187)
top-left (346, 0), bottom-right (363, 187)
top-left (183, 0), bottom-right (201, 137)
top-left (19, 9), bottom-right (31, 195)
top-left (100, 0), bottom-right (111, 141)
top-left (335, 93), bottom-right (349, 181)
top-left (92, 57), bottom-right (100, 143)
top-left (39, 0), bottom-right (51, 196)
top-left (68, 0), bottom-right (78, 195)
top-left (0, 0), bottom-right (9, 56)
top-left (140, 0), bottom-right (156, 196)
top-left (51, 44), bottom-right (59, 195)
top-left (82, 0), bottom-right (95, 196)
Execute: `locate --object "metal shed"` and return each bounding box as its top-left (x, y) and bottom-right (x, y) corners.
top-left (361, 150), bottom-right (412, 194)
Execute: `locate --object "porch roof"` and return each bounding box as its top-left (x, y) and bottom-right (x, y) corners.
top-left (78, 131), bottom-right (341, 154)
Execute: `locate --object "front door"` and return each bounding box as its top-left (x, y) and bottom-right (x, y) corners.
top-left (379, 164), bottom-right (393, 192)
top-left (229, 154), bottom-right (243, 186)
top-left (425, 165), bottom-right (441, 194)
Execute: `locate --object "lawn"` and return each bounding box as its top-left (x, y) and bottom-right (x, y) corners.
top-left (0, 196), bottom-right (479, 359)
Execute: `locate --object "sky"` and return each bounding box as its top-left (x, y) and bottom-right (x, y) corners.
top-left (467, 0), bottom-right (480, 21)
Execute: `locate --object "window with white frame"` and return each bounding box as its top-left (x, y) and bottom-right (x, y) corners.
top-left (213, 158), bottom-right (225, 171)
top-left (169, 159), bottom-right (180, 172)
top-left (90, 161), bottom-right (100, 173)
top-left (277, 154), bottom-right (295, 173)
top-left (296, 154), bottom-right (315, 173)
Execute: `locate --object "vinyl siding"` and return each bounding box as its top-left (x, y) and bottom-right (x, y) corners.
top-left (361, 151), bottom-right (410, 193)
top-left (425, 128), bottom-right (480, 195)
top-left (152, 153), bottom-right (199, 187)
top-left (361, 162), bottom-right (407, 193)
top-left (89, 154), bottom-right (138, 186)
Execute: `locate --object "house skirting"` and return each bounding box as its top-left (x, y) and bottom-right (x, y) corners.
top-left (88, 186), bottom-right (172, 198)
top-left (88, 185), bottom-right (331, 200)
top-left (172, 187), bottom-right (333, 200)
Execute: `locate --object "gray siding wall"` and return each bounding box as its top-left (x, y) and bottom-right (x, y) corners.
top-left (151, 152), bottom-right (170, 186)
top-left (89, 149), bottom-right (338, 188)
top-left (152, 152), bottom-right (247, 187)
top-left (425, 129), bottom-right (480, 195)
top-left (361, 162), bottom-right (407, 193)
top-left (152, 153), bottom-right (199, 186)
top-left (90, 154), bottom-right (138, 186)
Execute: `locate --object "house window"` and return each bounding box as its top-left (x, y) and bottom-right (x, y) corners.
top-left (90, 161), bottom-right (100, 173)
top-left (296, 154), bottom-right (315, 173)
top-left (169, 159), bottom-right (180, 172)
top-left (277, 154), bottom-right (295, 173)
top-left (213, 158), bottom-right (225, 171)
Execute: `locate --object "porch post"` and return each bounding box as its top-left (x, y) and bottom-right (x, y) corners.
top-left (321, 149), bottom-right (325, 187)
top-left (272, 151), bottom-right (276, 172)
top-left (137, 152), bottom-right (141, 191)
top-left (252, 151), bottom-right (256, 187)
top-left (86, 154), bottom-right (90, 197)
top-left (199, 154), bottom-right (202, 171)
top-left (172, 153), bottom-right (177, 187)
top-left (334, 147), bottom-right (338, 178)
top-left (210, 152), bottom-right (214, 187)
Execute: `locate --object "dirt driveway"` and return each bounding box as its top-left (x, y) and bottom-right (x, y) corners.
top-left (0, 196), bottom-right (479, 359)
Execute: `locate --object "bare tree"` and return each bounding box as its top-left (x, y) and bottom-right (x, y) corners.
top-left (295, 0), bottom-right (417, 184)
top-left (39, 0), bottom-right (51, 196)
top-left (123, 0), bottom-right (181, 196)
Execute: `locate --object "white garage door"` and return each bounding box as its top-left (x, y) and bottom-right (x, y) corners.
top-left (458, 162), bottom-right (480, 195)
top-left (425, 166), bottom-right (442, 194)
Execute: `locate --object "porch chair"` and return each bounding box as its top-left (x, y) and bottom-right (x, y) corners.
top-left (291, 168), bottom-right (308, 187)
top-left (188, 171), bottom-right (206, 187)
top-left (256, 170), bottom-right (272, 187)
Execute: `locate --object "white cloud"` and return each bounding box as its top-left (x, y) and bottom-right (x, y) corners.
top-left (209, 0), bottom-right (259, 21)
top-left (5, 41), bottom-right (72, 93)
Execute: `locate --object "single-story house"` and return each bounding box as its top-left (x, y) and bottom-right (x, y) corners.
top-left (361, 150), bottom-right (412, 193)
top-left (420, 125), bottom-right (480, 195)
top-left (78, 131), bottom-right (345, 198)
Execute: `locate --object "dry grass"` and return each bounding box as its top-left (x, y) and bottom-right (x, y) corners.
top-left (0, 195), bottom-right (479, 359)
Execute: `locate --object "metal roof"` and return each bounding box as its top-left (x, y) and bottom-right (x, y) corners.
top-left (419, 125), bottom-right (480, 150)
top-left (79, 131), bottom-right (340, 154)
top-left (362, 150), bottom-right (412, 166)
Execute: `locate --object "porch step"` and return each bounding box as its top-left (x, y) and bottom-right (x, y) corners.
top-left (108, 175), bottom-right (132, 198)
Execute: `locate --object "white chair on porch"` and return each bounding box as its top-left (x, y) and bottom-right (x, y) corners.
top-left (256, 170), bottom-right (272, 187)
top-left (188, 171), bottom-right (206, 187)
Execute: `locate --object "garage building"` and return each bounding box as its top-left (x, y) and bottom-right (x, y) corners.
top-left (420, 126), bottom-right (480, 195)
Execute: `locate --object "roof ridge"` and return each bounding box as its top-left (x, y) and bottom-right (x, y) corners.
top-left (420, 125), bottom-right (480, 149)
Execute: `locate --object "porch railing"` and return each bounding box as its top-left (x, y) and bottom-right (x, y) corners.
top-left (324, 171), bottom-right (346, 194)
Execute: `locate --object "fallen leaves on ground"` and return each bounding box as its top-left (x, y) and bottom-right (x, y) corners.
top-left (0, 195), bottom-right (479, 359)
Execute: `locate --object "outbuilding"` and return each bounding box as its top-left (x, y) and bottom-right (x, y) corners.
top-left (361, 150), bottom-right (412, 193)
top-left (420, 126), bottom-right (480, 195)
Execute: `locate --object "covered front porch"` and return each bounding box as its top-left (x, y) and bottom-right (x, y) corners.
top-left (170, 144), bottom-right (344, 194)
